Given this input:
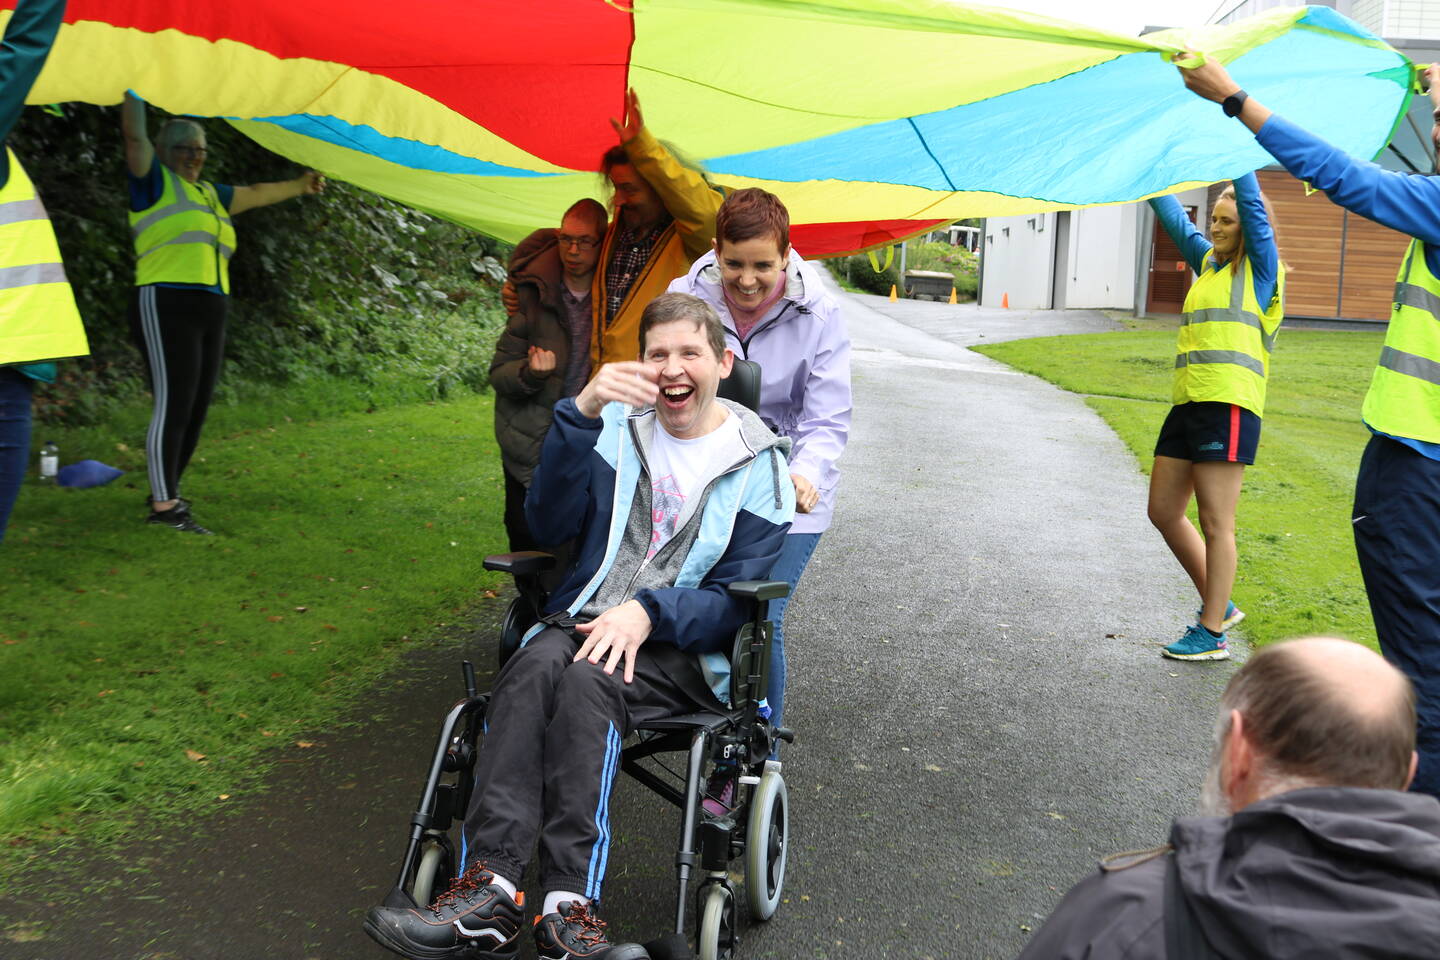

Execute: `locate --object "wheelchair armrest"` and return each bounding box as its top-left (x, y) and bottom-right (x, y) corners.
top-left (727, 580), bottom-right (790, 603)
top-left (482, 551), bottom-right (557, 575)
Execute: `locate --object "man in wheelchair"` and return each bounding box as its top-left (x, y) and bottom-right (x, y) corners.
top-left (365, 292), bottom-right (795, 960)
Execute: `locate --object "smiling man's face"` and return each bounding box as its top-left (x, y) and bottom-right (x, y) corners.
top-left (641, 318), bottom-right (734, 439)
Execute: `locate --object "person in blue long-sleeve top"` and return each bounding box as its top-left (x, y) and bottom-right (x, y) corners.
top-left (1145, 168), bottom-right (1284, 662)
top-left (1174, 53), bottom-right (1440, 797)
top-left (0, 0), bottom-right (87, 545)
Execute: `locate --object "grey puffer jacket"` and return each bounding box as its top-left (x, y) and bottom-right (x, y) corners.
top-left (489, 227), bottom-right (574, 485)
top-left (1016, 787), bottom-right (1440, 959)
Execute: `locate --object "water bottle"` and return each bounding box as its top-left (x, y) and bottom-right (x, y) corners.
top-left (38, 441), bottom-right (58, 482)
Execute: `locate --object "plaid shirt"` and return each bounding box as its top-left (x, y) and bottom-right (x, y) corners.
top-left (558, 284), bottom-right (593, 397)
top-left (604, 215), bottom-right (672, 325)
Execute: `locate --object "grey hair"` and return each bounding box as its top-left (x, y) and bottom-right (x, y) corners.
top-left (1219, 638), bottom-right (1414, 792)
top-left (156, 118), bottom-right (206, 155)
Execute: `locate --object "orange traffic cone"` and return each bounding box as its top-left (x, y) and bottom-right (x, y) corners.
top-left (888, 284), bottom-right (898, 302)
top-left (1001, 292), bottom-right (1009, 308)
top-left (948, 287), bottom-right (958, 305)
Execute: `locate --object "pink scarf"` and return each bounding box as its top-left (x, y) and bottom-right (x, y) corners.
top-left (723, 270), bottom-right (788, 339)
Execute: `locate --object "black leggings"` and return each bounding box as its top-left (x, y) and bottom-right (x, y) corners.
top-left (130, 286), bottom-right (228, 503)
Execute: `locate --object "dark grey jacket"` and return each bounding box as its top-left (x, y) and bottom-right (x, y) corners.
top-left (1016, 787), bottom-right (1440, 959)
top-left (489, 228), bottom-right (574, 485)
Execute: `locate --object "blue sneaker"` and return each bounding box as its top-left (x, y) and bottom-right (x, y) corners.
top-left (1163, 624), bottom-right (1230, 661)
top-left (1195, 602), bottom-right (1245, 632)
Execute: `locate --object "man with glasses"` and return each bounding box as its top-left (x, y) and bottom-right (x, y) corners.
top-left (504, 90), bottom-right (723, 368)
top-left (490, 198), bottom-right (608, 556)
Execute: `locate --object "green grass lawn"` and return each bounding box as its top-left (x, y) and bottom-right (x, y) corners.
top-left (974, 326), bottom-right (1384, 650)
top-left (0, 385), bottom-right (509, 864)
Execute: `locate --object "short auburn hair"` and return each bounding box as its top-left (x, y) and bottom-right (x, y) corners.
top-left (715, 188), bottom-right (789, 253)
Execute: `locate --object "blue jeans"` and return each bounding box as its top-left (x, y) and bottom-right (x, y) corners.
top-left (0, 368), bottom-right (35, 546)
top-left (766, 532), bottom-right (821, 734)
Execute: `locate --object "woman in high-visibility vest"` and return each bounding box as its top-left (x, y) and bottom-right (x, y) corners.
top-left (122, 93), bottom-right (323, 534)
top-left (1145, 173), bottom-right (1284, 662)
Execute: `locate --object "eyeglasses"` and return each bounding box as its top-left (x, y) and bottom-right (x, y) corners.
top-left (557, 234), bottom-right (599, 250)
top-left (172, 145), bottom-right (209, 157)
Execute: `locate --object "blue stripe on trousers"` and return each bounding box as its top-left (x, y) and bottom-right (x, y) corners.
top-left (585, 722), bottom-right (620, 899)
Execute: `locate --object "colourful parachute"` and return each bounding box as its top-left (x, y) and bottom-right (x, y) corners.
top-left (9, 0), bottom-right (1416, 257)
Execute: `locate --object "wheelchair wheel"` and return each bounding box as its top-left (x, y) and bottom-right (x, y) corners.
top-left (408, 837), bottom-right (453, 909)
top-left (697, 883), bottom-right (737, 960)
top-left (744, 769), bottom-right (788, 920)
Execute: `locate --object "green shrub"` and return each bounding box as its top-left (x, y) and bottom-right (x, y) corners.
top-left (833, 252), bottom-right (902, 295)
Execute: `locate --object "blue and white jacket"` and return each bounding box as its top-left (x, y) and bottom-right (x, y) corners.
top-left (525, 396), bottom-right (795, 703)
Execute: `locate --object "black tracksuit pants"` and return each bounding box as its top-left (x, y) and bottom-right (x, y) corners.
top-left (461, 627), bottom-right (720, 900)
top-left (130, 285), bottom-right (228, 503)
top-left (1353, 433), bottom-right (1440, 798)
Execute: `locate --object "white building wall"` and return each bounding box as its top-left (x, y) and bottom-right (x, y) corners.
top-left (1389, 0), bottom-right (1440, 36)
top-left (1061, 205), bottom-right (1138, 310)
top-left (1350, 0), bottom-right (1386, 32)
top-left (980, 213), bottom-right (1055, 309)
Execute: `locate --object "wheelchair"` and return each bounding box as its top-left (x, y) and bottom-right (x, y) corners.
top-left (372, 361), bottom-right (795, 960)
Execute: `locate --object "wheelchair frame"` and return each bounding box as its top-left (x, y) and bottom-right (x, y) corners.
top-left (376, 551), bottom-right (794, 960)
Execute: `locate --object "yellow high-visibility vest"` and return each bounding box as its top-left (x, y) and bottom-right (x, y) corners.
top-left (1363, 238), bottom-right (1440, 442)
top-left (0, 147), bottom-right (88, 366)
top-left (1173, 254), bottom-right (1285, 417)
top-left (128, 162), bottom-right (235, 293)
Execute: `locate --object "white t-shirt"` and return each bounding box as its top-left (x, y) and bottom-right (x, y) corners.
top-left (646, 411), bottom-right (743, 559)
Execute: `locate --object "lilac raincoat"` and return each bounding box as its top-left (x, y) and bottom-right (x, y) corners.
top-left (669, 250), bottom-right (851, 535)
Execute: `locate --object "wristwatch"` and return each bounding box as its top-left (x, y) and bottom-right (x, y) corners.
top-left (1222, 90), bottom-right (1249, 118)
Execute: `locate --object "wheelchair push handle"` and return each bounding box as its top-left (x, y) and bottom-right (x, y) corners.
top-left (462, 660), bottom-right (478, 699)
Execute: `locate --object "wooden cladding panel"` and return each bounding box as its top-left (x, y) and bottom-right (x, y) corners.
top-left (1341, 211), bottom-right (1410, 321)
top-left (1258, 170), bottom-right (1342, 318)
top-left (1148, 206), bottom-right (1195, 314)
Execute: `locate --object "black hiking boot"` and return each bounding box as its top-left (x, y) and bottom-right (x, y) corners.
top-left (534, 901), bottom-right (649, 960)
top-left (363, 861), bottom-right (523, 960)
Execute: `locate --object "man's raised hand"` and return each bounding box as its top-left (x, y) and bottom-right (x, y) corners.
top-left (610, 87), bottom-right (645, 143)
top-left (573, 600), bottom-right (653, 684)
top-left (575, 361), bottom-right (659, 418)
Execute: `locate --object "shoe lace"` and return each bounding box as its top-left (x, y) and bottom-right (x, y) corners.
top-left (564, 902), bottom-right (610, 945)
top-left (430, 860), bottom-right (494, 914)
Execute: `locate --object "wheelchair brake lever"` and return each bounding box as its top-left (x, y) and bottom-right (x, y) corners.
top-left (461, 660), bottom-right (478, 699)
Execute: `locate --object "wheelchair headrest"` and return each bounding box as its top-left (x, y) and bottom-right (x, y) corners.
top-left (717, 357), bottom-right (761, 413)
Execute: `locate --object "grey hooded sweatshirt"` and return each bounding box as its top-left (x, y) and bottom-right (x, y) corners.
top-left (1016, 787), bottom-right (1440, 959)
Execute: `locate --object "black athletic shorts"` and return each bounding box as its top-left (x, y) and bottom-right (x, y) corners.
top-left (1154, 401), bottom-right (1261, 465)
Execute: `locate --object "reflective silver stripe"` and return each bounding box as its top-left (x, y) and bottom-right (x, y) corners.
top-left (1184, 306), bottom-right (1277, 353)
top-left (0, 196), bottom-right (45, 226)
top-left (218, 241), bottom-right (235, 259)
top-left (1394, 281), bottom-right (1440, 318)
top-left (1174, 349), bottom-right (1266, 378)
top-left (136, 231), bottom-right (221, 258)
top-left (1378, 346), bottom-right (1440, 387)
top-left (0, 261), bottom-right (67, 289)
top-left (130, 195), bottom-right (214, 237)
top-left (130, 165), bottom-right (220, 237)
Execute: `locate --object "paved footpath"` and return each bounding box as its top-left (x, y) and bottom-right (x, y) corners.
top-left (3, 285), bottom-right (1244, 960)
